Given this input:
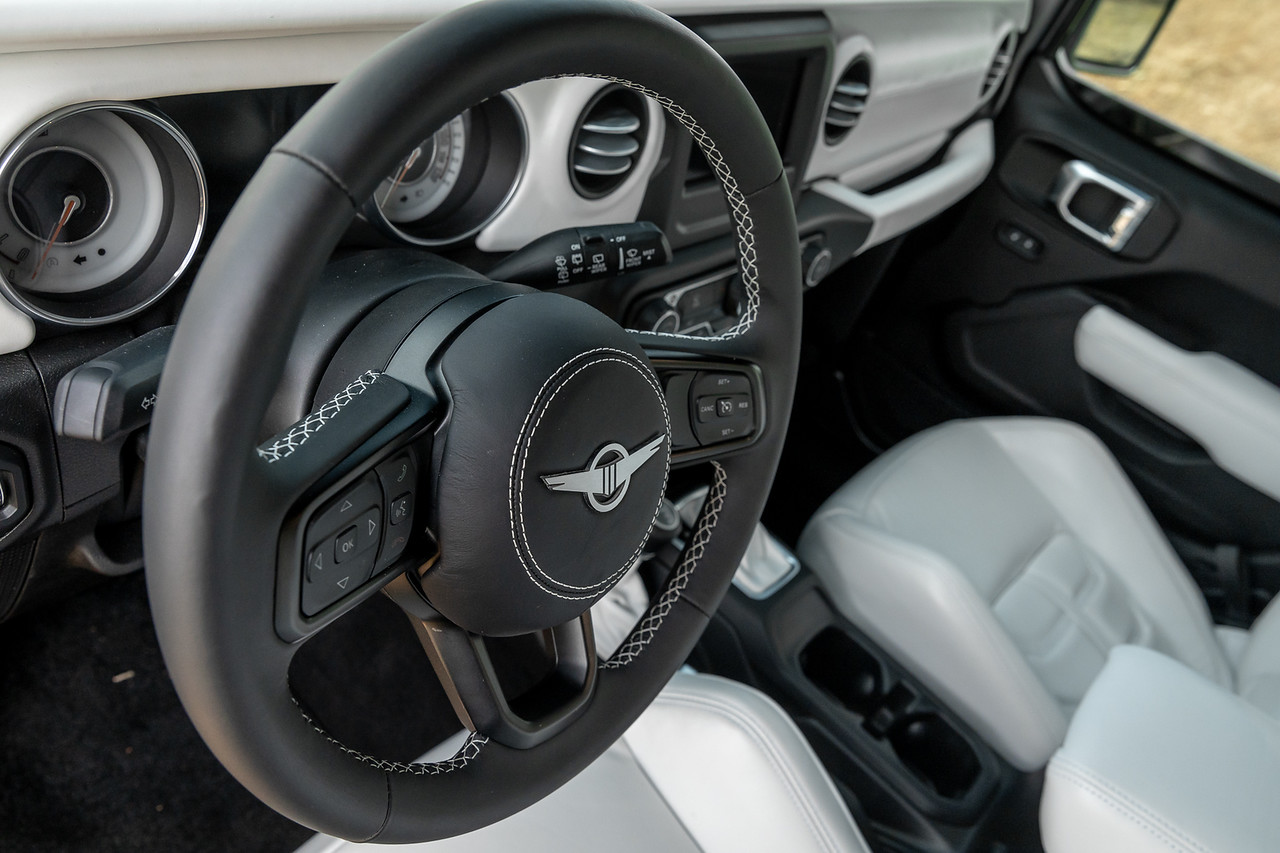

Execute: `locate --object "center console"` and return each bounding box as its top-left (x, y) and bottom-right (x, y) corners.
top-left (691, 545), bottom-right (1036, 851)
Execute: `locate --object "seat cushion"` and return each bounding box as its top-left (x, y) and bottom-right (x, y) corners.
top-left (297, 672), bottom-right (871, 853)
top-left (798, 417), bottom-right (1231, 770)
top-left (1041, 645), bottom-right (1280, 853)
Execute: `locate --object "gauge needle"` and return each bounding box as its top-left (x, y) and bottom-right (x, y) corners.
top-left (31, 195), bottom-right (79, 281)
top-left (381, 147), bottom-right (422, 207)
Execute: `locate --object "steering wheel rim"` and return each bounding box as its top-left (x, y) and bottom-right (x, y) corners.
top-left (144, 0), bottom-right (801, 842)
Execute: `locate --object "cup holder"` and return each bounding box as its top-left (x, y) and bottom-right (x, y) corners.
top-left (887, 712), bottom-right (981, 799)
top-left (799, 627), bottom-right (883, 717)
top-left (798, 627), bottom-right (983, 801)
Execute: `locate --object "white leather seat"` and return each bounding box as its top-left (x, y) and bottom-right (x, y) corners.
top-left (298, 671), bottom-right (872, 853)
top-left (1041, 645), bottom-right (1280, 853)
top-left (797, 417), bottom-right (1280, 771)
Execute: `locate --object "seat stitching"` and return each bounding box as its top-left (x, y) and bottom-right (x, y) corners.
top-left (653, 689), bottom-right (844, 853)
top-left (1050, 758), bottom-right (1210, 853)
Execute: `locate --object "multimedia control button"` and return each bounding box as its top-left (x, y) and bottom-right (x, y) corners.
top-left (334, 526), bottom-right (359, 563)
top-left (390, 493), bottom-right (412, 526)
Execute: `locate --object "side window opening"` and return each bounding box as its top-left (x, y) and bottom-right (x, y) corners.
top-left (1068, 0), bottom-right (1280, 180)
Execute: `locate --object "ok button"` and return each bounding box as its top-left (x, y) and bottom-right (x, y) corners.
top-left (334, 526), bottom-right (359, 563)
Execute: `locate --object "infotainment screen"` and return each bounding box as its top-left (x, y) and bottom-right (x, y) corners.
top-left (687, 52), bottom-right (807, 183)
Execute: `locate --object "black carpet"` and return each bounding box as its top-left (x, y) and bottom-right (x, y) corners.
top-left (0, 573), bottom-right (310, 853)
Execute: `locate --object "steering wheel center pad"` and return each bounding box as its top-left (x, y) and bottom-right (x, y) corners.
top-left (429, 293), bottom-right (670, 635)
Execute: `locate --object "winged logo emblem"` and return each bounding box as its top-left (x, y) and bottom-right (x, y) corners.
top-left (541, 435), bottom-right (666, 513)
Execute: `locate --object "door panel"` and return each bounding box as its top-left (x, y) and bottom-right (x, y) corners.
top-left (840, 46), bottom-right (1280, 623)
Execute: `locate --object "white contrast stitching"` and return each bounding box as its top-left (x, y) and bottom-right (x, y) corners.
top-left (1050, 758), bottom-right (1210, 853)
top-left (295, 699), bottom-right (489, 776)
top-left (508, 348), bottom-right (671, 600)
top-left (603, 461), bottom-right (726, 668)
top-left (558, 75), bottom-right (759, 341)
top-left (256, 371), bottom-right (382, 463)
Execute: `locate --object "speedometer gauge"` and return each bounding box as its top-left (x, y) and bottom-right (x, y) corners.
top-left (375, 116), bottom-right (466, 224)
top-left (362, 95), bottom-right (526, 247)
top-left (0, 103), bottom-right (205, 326)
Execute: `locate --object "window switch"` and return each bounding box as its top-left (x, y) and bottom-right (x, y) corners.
top-left (996, 222), bottom-right (1043, 260)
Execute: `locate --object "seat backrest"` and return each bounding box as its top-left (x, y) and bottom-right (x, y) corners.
top-left (798, 418), bottom-right (1231, 770)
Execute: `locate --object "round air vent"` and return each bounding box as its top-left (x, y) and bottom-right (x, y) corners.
top-left (824, 56), bottom-right (872, 146)
top-left (982, 32), bottom-right (1017, 99)
top-left (569, 86), bottom-right (648, 199)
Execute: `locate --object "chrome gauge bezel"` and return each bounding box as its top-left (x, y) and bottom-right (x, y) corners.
top-left (363, 92), bottom-right (527, 248)
top-left (0, 102), bottom-right (207, 327)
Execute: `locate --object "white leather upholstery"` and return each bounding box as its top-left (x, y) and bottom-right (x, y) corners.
top-left (1076, 304), bottom-right (1280, 504)
top-left (1042, 645), bottom-right (1280, 853)
top-left (298, 672), bottom-right (871, 853)
top-left (798, 418), bottom-right (1237, 771)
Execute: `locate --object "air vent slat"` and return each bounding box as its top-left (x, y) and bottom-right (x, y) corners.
top-left (570, 87), bottom-right (647, 198)
top-left (981, 33), bottom-right (1017, 99)
top-left (827, 96), bottom-right (866, 115)
top-left (835, 82), bottom-right (870, 98)
top-left (823, 113), bottom-right (861, 129)
top-left (576, 131), bottom-right (641, 158)
top-left (824, 56), bottom-right (873, 145)
top-left (573, 152), bottom-right (634, 177)
top-left (581, 110), bottom-right (643, 135)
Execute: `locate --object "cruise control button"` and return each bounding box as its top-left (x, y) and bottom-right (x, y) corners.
top-left (691, 372), bottom-right (750, 398)
top-left (716, 397), bottom-right (734, 418)
top-left (695, 396), bottom-right (718, 423)
top-left (727, 394), bottom-right (752, 418)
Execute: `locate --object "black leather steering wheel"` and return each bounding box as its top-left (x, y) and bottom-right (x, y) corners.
top-left (144, 0), bottom-right (800, 842)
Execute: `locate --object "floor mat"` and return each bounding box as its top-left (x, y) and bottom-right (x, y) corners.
top-left (0, 572), bottom-right (313, 853)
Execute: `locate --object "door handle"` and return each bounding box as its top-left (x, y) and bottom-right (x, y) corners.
top-left (1051, 160), bottom-right (1153, 251)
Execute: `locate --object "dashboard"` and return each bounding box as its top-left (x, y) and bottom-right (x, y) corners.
top-left (0, 0), bottom-right (1029, 619)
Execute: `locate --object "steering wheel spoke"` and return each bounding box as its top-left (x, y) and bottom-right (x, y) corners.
top-left (633, 332), bottom-right (767, 465)
top-left (259, 373), bottom-right (443, 642)
top-left (385, 573), bottom-right (598, 749)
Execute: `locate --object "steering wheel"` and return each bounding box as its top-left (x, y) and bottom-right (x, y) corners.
top-left (144, 0), bottom-right (800, 842)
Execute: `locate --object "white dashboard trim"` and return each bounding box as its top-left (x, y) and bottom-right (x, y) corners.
top-left (0, 1), bottom-right (1027, 53)
top-left (0, 295), bottom-right (34, 356)
top-left (813, 118), bottom-right (994, 252)
top-left (476, 79), bottom-right (666, 253)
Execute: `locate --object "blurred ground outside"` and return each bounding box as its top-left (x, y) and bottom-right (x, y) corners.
top-left (1080, 0), bottom-right (1280, 177)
